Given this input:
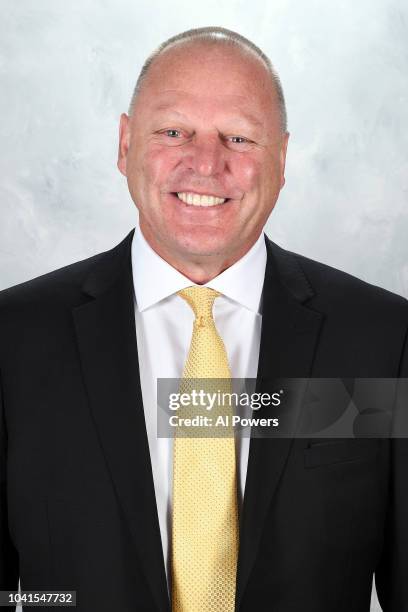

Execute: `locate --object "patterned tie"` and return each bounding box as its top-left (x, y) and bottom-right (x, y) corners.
top-left (171, 286), bottom-right (239, 612)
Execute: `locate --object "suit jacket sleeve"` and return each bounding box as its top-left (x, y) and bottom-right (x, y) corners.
top-left (375, 325), bottom-right (408, 611)
top-left (0, 366), bottom-right (19, 608)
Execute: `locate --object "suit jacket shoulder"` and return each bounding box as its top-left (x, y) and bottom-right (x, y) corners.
top-left (0, 230), bottom-right (134, 314)
top-left (0, 230), bottom-right (134, 364)
top-left (266, 237), bottom-right (408, 321)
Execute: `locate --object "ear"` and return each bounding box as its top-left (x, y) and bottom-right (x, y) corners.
top-left (117, 113), bottom-right (130, 177)
top-left (279, 131), bottom-right (290, 189)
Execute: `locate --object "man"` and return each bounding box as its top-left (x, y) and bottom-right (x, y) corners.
top-left (0, 26), bottom-right (407, 612)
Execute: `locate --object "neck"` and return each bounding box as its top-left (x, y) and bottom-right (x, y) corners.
top-left (139, 225), bottom-right (260, 284)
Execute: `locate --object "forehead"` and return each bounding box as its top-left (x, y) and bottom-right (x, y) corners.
top-left (135, 42), bottom-right (277, 122)
top-left (144, 91), bottom-right (267, 130)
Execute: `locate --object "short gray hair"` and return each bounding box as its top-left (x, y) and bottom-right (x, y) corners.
top-left (128, 26), bottom-right (288, 133)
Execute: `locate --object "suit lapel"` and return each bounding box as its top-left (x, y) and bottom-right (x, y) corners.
top-left (72, 230), bottom-right (170, 612)
top-left (235, 236), bottom-right (324, 611)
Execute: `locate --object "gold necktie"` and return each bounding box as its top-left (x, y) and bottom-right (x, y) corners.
top-left (171, 286), bottom-right (239, 612)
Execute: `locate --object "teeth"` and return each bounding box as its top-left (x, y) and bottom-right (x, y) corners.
top-left (177, 192), bottom-right (226, 206)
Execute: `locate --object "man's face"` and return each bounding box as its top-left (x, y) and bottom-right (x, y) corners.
top-left (118, 43), bottom-right (289, 266)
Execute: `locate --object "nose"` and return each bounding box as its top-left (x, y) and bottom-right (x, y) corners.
top-left (183, 135), bottom-right (226, 177)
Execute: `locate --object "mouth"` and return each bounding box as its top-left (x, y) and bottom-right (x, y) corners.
top-left (173, 192), bottom-right (229, 207)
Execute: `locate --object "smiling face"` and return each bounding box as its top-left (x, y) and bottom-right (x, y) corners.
top-left (118, 41), bottom-right (289, 276)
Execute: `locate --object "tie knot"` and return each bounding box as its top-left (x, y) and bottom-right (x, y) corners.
top-left (177, 286), bottom-right (221, 322)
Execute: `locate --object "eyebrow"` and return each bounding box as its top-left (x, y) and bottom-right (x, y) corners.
top-left (151, 104), bottom-right (264, 130)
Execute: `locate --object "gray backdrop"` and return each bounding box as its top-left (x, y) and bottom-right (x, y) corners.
top-left (2, 2), bottom-right (408, 610)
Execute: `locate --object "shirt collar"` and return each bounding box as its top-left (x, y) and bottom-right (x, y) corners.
top-left (131, 224), bottom-right (266, 314)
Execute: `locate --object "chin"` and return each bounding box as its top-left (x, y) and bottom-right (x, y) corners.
top-left (173, 227), bottom-right (233, 257)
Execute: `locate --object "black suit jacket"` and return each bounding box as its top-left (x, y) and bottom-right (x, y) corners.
top-left (1, 229), bottom-right (407, 612)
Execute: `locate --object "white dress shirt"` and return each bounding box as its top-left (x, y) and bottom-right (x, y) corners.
top-left (131, 224), bottom-right (266, 592)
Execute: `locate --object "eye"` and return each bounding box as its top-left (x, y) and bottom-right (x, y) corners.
top-left (229, 136), bottom-right (248, 144)
top-left (154, 127), bottom-right (189, 147)
top-left (224, 135), bottom-right (254, 151)
top-left (164, 129), bottom-right (181, 138)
